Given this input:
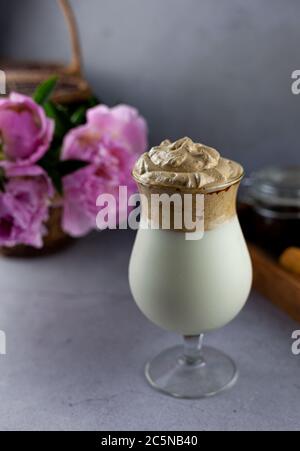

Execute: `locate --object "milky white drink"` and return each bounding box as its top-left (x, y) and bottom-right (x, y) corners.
top-left (130, 216), bottom-right (251, 334)
top-left (129, 137), bottom-right (252, 335)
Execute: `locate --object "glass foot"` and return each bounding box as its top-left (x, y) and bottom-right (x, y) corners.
top-left (145, 345), bottom-right (238, 399)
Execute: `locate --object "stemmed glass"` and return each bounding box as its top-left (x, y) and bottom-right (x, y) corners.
top-left (129, 170), bottom-right (252, 398)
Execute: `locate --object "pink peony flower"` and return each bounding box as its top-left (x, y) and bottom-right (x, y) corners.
top-left (63, 164), bottom-right (113, 237)
top-left (61, 104), bottom-right (148, 237)
top-left (0, 93), bottom-right (54, 167)
top-left (0, 166), bottom-right (54, 248)
top-left (87, 104), bottom-right (148, 155)
top-left (62, 140), bottom-right (136, 237)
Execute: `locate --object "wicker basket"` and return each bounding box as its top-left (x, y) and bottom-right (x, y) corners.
top-left (0, 0), bottom-right (91, 257)
top-left (0, 206), bottom-right (73, 258)
top-left (1, 0), bottom-right (92, 104)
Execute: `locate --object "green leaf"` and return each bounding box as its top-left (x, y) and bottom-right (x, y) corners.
top-left (0, 142), bottom-right (5, 161)
top-left (57, 159), bottom-right (88, 177)
top-left (87, 95), bottom-right (100, 107)
top-left (70, 105), bottom-right (88, 126)
top-left (0, 167), bottom-right (7, 192)
top-left (33, 76), bottom-right (58, 105)
top-left (44, 167), bottom-right (63, 195)
top-left (44, 101), bottom-right (72, 140)
top-left (50, 170), bottom-right (63, 195)
top-left (38, 144), bottom-right (62, 194)
top-left (38, 146), bottom-right (87, 195)
top-left (40, 161), bottom-right (62, 194)
top-left (70, 96), bottom-right (100, 126)
top-left (38, 146), bottom-right (60, 172)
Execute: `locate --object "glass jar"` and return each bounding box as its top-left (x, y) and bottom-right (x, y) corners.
top-left (238, 167), bottom-right (300, 256)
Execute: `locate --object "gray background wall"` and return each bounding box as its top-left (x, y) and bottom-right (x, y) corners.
top-left (0, 0), bottom-right (300, 172)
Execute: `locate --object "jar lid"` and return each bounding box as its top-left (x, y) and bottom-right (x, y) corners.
top-left (243, 167), bottom-right (300, 207)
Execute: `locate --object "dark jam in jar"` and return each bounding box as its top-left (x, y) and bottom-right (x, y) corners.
top-left (238, 167), bottom-right (300, 257)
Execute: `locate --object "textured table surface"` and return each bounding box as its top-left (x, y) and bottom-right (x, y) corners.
top-left (0, 230), bottom-right (299, 431)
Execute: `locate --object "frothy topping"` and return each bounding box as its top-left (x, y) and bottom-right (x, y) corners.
top-left (133, 137), bottom-right (243, 191)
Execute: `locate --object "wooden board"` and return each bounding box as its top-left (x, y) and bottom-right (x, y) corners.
top-left (248, 244), bottom-right (300, 323)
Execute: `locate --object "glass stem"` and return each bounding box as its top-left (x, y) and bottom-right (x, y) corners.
top-left (183, 334), bottom-right (204, 365)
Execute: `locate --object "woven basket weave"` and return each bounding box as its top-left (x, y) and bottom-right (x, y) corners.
top-left (1, 0), bottom-right (91, 104)
top-left (0, 0), bottom-right (91, 257)
top-left (0, 206), bottom-right (73, 258)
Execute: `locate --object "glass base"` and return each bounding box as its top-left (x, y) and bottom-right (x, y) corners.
top-left (145, 345), bottom-right (238, 399)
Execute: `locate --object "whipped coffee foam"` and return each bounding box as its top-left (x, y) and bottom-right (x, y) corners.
top-left (133, 137), bottom-right (243, 191)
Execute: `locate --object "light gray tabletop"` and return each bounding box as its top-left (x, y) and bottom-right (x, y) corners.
top-left (0, 230), bottom-right (299, 431)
